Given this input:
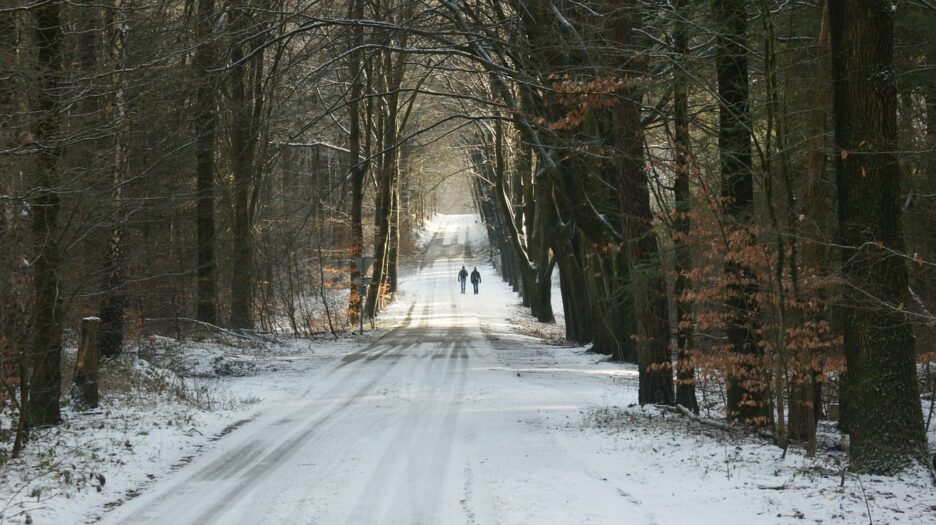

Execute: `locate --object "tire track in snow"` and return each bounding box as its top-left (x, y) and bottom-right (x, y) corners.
top-left (345, 245), bottom-right (474, 524)
top-left (108, 230), bottom-right (462, 524)
top-left (103, 317), bottom-right (421, 525)
top-left (338, 301), bottom-right (418, 366)
top-left (104, 214), bottom-right (529, 524)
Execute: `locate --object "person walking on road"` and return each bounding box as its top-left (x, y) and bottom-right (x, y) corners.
top-left (458, 266), bottom-right (468, 294)
top-left (470, 267), bottom-right (481, 295)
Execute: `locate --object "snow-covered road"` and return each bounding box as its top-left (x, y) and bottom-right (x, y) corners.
top-left (101, 214), bottom-right (643, 524)
top-left (92, 214), bottom-right (936, 525)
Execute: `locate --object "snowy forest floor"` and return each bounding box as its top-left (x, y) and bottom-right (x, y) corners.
top-left (1, 214), bottom-right (935, 524)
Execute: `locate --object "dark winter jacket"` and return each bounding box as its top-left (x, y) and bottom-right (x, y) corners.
top-left (458, 268), bottom-right (469, 282)
top-left (470, 269), bottom-right (481, 284)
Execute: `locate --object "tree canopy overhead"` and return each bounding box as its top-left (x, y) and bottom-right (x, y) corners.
top-left (2, 0), bottom-right (935, 475)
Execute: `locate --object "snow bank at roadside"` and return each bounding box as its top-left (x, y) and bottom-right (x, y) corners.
top-left (4, 213), bottom-right (935, 525)
top-left (485, 302), bottom-right (936, 525)
top-left (0, 333), bottom-right (366, 525)
top-left (462, 207), bottom-right (936, 525)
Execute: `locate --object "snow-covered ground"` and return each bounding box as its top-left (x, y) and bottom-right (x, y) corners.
top-left (2, 214), bottom-right (934, 524)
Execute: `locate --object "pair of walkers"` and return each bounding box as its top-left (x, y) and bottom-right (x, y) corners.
top-left (457, 266), bottom-right (481, 294)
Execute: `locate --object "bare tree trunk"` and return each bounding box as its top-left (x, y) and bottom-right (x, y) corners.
top-left (929, 50), bottom-right (936, 180)
top-left (483, 120), bottom-right (553, 321)
top-left (99, 0), bottom-right (129, 356)
top-left (529, 176), bottom-right (555, 323)
top-left (519, 1), bottom-right (638, 361)
top-left (612, 7), bottom-right (673, 406)
top-left (553, 233), bottom-right (591, 344)
top-left (366, 35), bottom-right (404, 318)
top-left (347, 0), bottom-right (366, 324)
top-left (71, 317), bottom-right (100, 408)
top-left (580, 237), bottom-right (636, 362)
top-left (514, 119), bottom-right (554, 323)
top-left (672, 0), bottom-right (699, 414)
top-left (387, 173), bottom-right (400, 294)
top-left (713, 0), bottom-right (767, 425)
top-left (194, 0), bottom-right (218, 324)
top-left (830, 0), bottom-right (928, 474)
top-left (789, 0), bottom-right (831, 449)
top-left (509, 132), bottom-right (527, 302)
top-left (228, 7), bottom-right (264, 330)
top-left (28, 0), bottom-right (65, 428)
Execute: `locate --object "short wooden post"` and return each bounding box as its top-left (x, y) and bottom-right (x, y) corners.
top-left (72, 317), bottom-right (100, 408)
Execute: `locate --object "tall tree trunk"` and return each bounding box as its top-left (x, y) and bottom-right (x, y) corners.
top-left (387, 174), bottom-right (400, 294)
top-left (28, 0), bottom-right (65, 428)
top-left (612, 7), bottom-right (674, 406)
top-left (672, 0), bottom-right (699, 413)
top-left (2, 3), bottom-right (29, 450)
top-left (366, 38), bottom-right (404, 318)
top-left (516, 120), bottom-right (554, 323)
top-left (554, 233), bottom-right (591, 344)
top-left (829, 0), bottom-right (928, 474)
top-left (581, 238), bottom-right (636, 362)
top-left (194, 0), bottom-right (218, 324)
top-left (929, 50), bottom-right (936, 180)
top-left (550, 155), bottom-right (636, 361)
top-left (509, 132), bottom-right (528, 303)
top-left (529, 175), bottom-right (555, 323)
top-left (347, 0), bottom-right (366, 324)
top-left (713, 0), bottom-right (767, 425)
top-left (473, 119), bottom-right (552, 321)
top-left (790, 0), bottom-right (832, 446)
top-left (99, 0), bottom-right (129, 356)
top-left (228, 8), bottom-right (263, 330)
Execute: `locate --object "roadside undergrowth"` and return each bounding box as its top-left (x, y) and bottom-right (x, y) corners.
top-left (0, 339), bottom-right (258, 524)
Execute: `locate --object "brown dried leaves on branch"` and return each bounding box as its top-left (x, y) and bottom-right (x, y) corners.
top-left (544, 75), bottom-right (635, 132)
top-left (671, 182), bottom-right (843, 419)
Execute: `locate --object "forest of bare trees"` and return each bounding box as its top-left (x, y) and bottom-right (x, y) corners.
top-left (2, 0), bottom-right (935, 477)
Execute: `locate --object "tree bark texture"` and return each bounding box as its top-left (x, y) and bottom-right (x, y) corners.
top-left (366, 36), bottom-right (405, 319)
top-left (72, 317), bottom-right (100, 408)
top-left (789, 0), bottom-right (832, 446)
top-left (99, 0), bottom-right (129, 356)
top-left (611, 7), bottom-right (674, 405)
top-left (530, 176), bottom-right (556, 324)
top-left (194, 0), bottom-right (218, 325)
top-left (829, 0), bottom-right (928, 474)
top-left (28, 1), bottom-right (65, 427)
top-left (228, 8), bottom-right (264, 330)
top-left (713, 0), bottom-right (768, 424)
top-left (387, 179), bottom-right (400, 294)
top-left (580, 237), bottom-right (636, 363)
top-left (527, 1), bottom-right (639, 362)
top-left (553, 233), bottom-right (592, 344)
top-left (672, 0), bottom-right (699, 414)
top-left (347, 0), bottom-right (366, 324)
top-left (491, 122), bottom-right (537, 313)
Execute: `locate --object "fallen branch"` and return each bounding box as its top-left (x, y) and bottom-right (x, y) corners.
top-left (143, 318), bottom-right (274, 344)
top-left (656, 403), bottom-right (732, 432)
top-left (756, 483), bottom-right (790, 490)
top-left (655, 403), bottom-right (777, 443)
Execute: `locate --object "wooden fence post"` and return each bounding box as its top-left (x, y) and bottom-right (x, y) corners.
top-left (72, 317), bottom-right (100, 408)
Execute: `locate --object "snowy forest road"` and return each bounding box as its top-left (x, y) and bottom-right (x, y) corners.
top-left (101, 215), bottom-right (650, 525)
